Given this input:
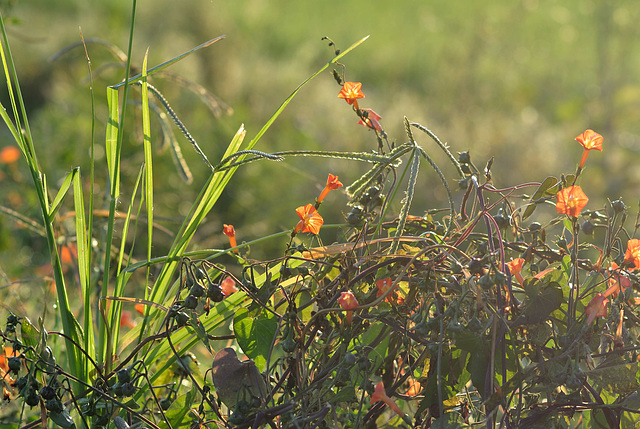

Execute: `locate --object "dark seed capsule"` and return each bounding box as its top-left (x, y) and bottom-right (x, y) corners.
top-left (121, 382), bottom-right (136, 397)
top-left (175, 311), bottom-right (189, 327)
top-left (184, 295), bottom-right (199, 309)
top-left (7, 356), bottom-right (21, 373)
top-left (467, 257), bottom-right (484, 275)
top-left (207, 284), bottom-right (224, 302)
top-left (581, 220), bottom-right (595, 235)
top-left (117, 369), bottom-right (131, 384)
top-left (40, 386), bottom-right (56, 400)
top-left (24, 389), bottom-right (39, 407)
top-left (529, 222), bottom-right (542, 232)
top-left (190, 283), bottom-right (206, 298)
top-left (458, 151), bottom-right (471, 164)
top-left (612, 199), bottom-right (626, 213)
top-left (45, 398), bottom-right (64, 413)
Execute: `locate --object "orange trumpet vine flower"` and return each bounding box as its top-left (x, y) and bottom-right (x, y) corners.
top-left (585, 293), bottom-right (609, 325)
top-left (294, 204), bottom-right (324, 235)
top-left (575, 129), bottom-right (603, 169)
top-left (338, 81), bottom-right (364, 110)
top-left (604, 262), bottom-right (632, 298)
top-left (370, 382), bottom-right (405, 419)
top-left (376, 277), bottom-right (397, 302)
top-left (624, 239), bottom-right (640, 271)
top-left (556, 186), bottom-right (588, 217)
top-left (317, 174), bottom-right (343, 204)
top-left (506, 258), bottom-right (525, 286)
top-left (358, 108), bottom-right (383, 133)
top-left (223, 224), bottom-right (238, 253)
top-left (338, 291), bottom-right (359, 323)
top-left (220, 277), bottom-right (239, 297)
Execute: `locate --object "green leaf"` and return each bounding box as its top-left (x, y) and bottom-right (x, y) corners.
top-left (159, 385), bottom-right (197, 429)
top-left (234, 308), bottom-right (277, 372)
top-left (514, 282), bottom-right (563, 325)
top-left (333, 386), bottom-right (356, 403)
top-left (48, 410), bottom-right (76, 428)
top-left (20, 317), bottom-right (40, 350)
top-left (523, 176), bottom-right (557, 220)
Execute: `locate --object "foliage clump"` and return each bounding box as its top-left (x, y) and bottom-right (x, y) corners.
top-left (1, 14), bottom-right (640, 429)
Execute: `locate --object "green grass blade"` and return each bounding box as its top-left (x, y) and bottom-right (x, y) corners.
top-left (390, 148), bottom-right (420, 254)
top-left (72, 167), bottom-right (94, 379)
top-left (112, 36), bottom-right (226, 89)
top-left (48, 169), bottom-right (76, 221)
top-left (105, 87), bottom-right (120, 198)
top-left (141, 49), bottom-right (153, 270)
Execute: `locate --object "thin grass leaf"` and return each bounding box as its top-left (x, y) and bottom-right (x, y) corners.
top-left (0, 13), bottom-right (82, 388)
top-left (50, 37), bottom-right (128, 64)
top-left (107, 164), bottom-right (145, 366)
top-left (390, 148), bottom-right (420, 255)
top-left (112, 36), bottom-right (226, 88)
top-left (48, 168), bottom-right (76, 221)
top-left (105, 87), bottom-right (120, 198)
top-left (72, 166), bottom-right (95, 378)
top-left (141, 49), bottom-right (154, 270)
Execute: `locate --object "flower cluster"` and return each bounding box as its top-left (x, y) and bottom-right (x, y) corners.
top-left (292, 173), bottom-right (343, 236)
top-left (337, 81), bottom-right (385, 134)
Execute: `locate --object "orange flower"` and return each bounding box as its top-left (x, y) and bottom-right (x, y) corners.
top-left (0, 146), bottom-right (20, 164)
top-left (575, 129), bottom-right (603, 169)
top-left (294, 204), bottom-right (324, 235)
top-left (338, 81), bottom-right (364, 109)
top-left (370, 381), bottom-right (404, 418)
top-left (624, 239), bottom-right (640, 271)
top-left (135, 303), bottom-right (145, 315)
top-left (556, 186), bottom-right (588, 217)
top-left (405, 378), bottom-right (422, 397)
top-left (604, 262), bottom-right (632, 297)
top-left (223, 224), bottom-right (237, 253)
top-left (358, 108), bottom-right (383, 133)
top-left (585, 293), bottom-right (609, 324)
top-left (220, 277), bottom-right (239, 296)
top-left (338, 291), bottom-right (359, 323)
top-left (317, 174), bottom-right (343, 204)
top-left (376, 277), bottom-right (397, 302)
top-left (506, 258), bottom-right (525, 286)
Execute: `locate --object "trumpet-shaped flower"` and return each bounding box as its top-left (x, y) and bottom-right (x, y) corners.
top-left (220, 277), bottom-right (239, 297)
top-left (223, 224), bottom-right (238, 253)
top-left (338, 291), bottom-right (359, 323)
top-left (604, 262), bottom-right (632, 298)
top-left (376, 277), bottom-right (397, 302)
top-left (338, 81), bottom-right (364, 109)
top-left (294, 204), bottom-right (324, 235)
top-left (556, 186), bottom-right (588, 217)
top-left (317, 174), bottom-right (343, 204)
top-left (575, 129), bottom-right (603, 169)
top-left (358, 108), bottom-right (383, 133)
top-left (585, 293), bottom-right (609, 325)
top-left (506, 258), bottom-right (525, 286)
top-left (624, 239), bottom-right (640, 271)
top-left (370, 381), bottom-right (405, 418)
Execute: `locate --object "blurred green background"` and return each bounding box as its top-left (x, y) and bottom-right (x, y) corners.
top-left (1, 0), bottom-right (640, 285)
